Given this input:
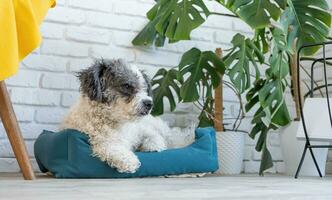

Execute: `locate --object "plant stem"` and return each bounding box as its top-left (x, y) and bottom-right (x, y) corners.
top-left (290, 40), bottom-right (302, 121)
top-left (214, 1), bottom-right (241, 20)
top-left (195, 100), bottom-right (205, 109)
top-left (193, 102), bottom-right (203, 110)
top-left (214, 48), bottom-right (224, 132)
top-left (209, 11), bottom-right (238, 18)
top-left (223, 81), bottom-right (245, 130)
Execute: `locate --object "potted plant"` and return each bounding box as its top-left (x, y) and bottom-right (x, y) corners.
top-left (151, 46), bottom-right (247, 174)
top-left (132, 0), bottom-right (331, 175)
top-left (213, 48), bottom-right (246, 174)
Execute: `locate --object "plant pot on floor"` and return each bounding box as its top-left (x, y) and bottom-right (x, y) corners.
top-left (280, 121), bottom-right (329, 176)
top-left (215, 131), bottom-right (245, 175)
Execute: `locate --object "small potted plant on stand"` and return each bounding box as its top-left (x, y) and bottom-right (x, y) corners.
top-left (214, 48), bottom-right (245, 175)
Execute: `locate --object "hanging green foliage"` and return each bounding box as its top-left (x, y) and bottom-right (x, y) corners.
top-left (133, 0), bottom-right (331, 175)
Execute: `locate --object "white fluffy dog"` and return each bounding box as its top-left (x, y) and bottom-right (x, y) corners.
top-left (61, 59), bottom-right (193, 173)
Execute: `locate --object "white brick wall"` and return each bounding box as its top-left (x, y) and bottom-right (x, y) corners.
top-left (1, 0), bottom-right (331, 174)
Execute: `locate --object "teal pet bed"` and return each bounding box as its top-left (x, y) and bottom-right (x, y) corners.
top-left (34, 127), bottom-right (218, 178)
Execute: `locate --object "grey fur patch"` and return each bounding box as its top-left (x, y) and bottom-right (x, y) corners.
top-left (141, 70), bottom-right (152, 97)
top-left (77, 59), bottom-right (140, 103)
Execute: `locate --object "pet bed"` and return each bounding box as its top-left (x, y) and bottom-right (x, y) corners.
top-left (34, 127), bottom-right (218, 178)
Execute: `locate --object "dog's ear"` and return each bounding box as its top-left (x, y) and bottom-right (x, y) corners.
top-left (140, 70), bottom-right (152, 97)
top-left (77, 60), bottom-right (107, 102)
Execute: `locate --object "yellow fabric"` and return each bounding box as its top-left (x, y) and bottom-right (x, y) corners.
top-left (0, 0), bottom-right (56, 81)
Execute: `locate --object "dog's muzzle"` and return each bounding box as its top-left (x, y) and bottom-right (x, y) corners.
top-left (138, 99), bottom-right (153, 116)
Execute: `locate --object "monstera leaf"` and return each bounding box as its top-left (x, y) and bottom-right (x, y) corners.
top-left (151, 68), bottom-right (182, 115)
top-left (132, 15), bottom-right (166, 47)
top-left (246, 78), bottom-right (290, 175)
top-left (132, 0), bottom-right (210, 46)
top-left (198, 73), bottom-right (215, 127)
top-left (247, 79), bottom-right (290, 128)
top-left (254, 28), bottom-right (269, 54)
top-left (256, 129), bottom-right (273, 175)
top-left (266, 27), bottom-right (290, 79)
top-left (133, 0), bottom-right (332, 176)
top-left (259, 80), bottom-right (290, 126)
top-left (245, 28), bottom-right (291, 174)
top-left (198, 97), bottom-right (214, 127)
top-left (224, 33), bottom-right (264, 93)
top-left (219, 0), bottom-right (286, 29)
top-left (281, 0), bottom-right (331, 55)
top-left (248, 80), bottom-right (291, 175)
top-left (179, 48), bottom-right (225, 102)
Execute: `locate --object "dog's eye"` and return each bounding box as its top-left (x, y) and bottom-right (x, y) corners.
top-left (122, 84), bottom-right (131, 90)
top-left (119, 83), bottom-right (136, 98)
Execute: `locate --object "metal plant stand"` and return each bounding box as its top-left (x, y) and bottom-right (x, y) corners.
top-left (295, 41), bottom-right (332, 178)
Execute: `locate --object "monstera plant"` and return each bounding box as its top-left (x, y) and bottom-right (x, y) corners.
top-left (132, 0), bottom-right (332, 175)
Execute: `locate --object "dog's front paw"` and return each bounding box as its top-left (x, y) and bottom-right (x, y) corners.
top-left (118, 159), bottom-right (141, 174)
top-left (109, 153), bottom-right (141, 174)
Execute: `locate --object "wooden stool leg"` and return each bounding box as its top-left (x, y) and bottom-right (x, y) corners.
top-left (0, 81), bottom-right (35, 180)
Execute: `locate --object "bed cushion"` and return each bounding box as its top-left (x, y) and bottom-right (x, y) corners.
top-left (34, 127), bottom-right (218, 178)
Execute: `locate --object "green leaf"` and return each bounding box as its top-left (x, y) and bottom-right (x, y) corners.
top-left (275, 0), bottom-right (287, 9)
top-left (254, 28), bottom-right (269, 54)
top-left (267, 48), bottom-right (289, 79)
top-left (271, 27), bottom-right (292, 52)
top-left (249, 121), bottom-right (274, 175)
top-left (156, 0), bottom-right (210, 41)
top-left (245, 79), bottom-right (265, 112)
top-left (179, 48), bottom-right (225, 102)
top-left (132, 15), bottom-right (166, 47)
top-left (259, 143), bottom-right (274, 175)
top-left (249, 122), bottom-right (264, 139)
top-left (220, 0), bottom-right (284, 29)
top-left (258, 80), bottom-right (290, 127)
top-left (151, 68), bottom-right (182, 115)
top-left (270, 101), bottom-right (291, 127)
top-left (225, 33), bottom-right (264, 93)
top-left (255, 127), bottom-right (267, 151)
top-left (246, 80), bottom-right (291, 175)
top-left (247, 28), bottom-right (291, 129)
top-left (245, 27), bottom-right (292, 175)
top-left (132, 0), bottom-right (210, 46)
top-left (249, 111), bottom-right (275, 175)
top-left (198, 73), bottom-right (215, 127)
top-left (198, 98), bottom-right (214, 127)
top-left (281, 0), bottom-right (331, 55)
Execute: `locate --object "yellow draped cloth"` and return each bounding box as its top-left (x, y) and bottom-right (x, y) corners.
top-left (0, 0), bottom-right (56, 81)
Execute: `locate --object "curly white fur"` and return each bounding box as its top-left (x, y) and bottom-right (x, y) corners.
top-left (61, 96), bottom-right (194, 173)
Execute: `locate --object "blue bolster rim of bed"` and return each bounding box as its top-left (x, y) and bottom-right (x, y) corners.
top-left (34, 127), bottom-right (219, 178)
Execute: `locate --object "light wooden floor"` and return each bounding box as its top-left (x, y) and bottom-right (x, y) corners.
top-left (1, 173), bottom-right (332, 200)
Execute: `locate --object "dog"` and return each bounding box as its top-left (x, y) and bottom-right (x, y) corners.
top-left (60, 59), bottom-right (194, 173)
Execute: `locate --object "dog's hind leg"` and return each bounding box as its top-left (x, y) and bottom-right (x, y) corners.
top-left (139, 134), bottom-right (167, 152)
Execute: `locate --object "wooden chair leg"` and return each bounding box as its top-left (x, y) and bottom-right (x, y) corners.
top-left (0, 81), bottom-right (35, 180)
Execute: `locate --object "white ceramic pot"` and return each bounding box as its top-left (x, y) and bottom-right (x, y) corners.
top-left (280, 121), bottom-right (329, 176)
top-left (215, 131), bottom-right (245, 175)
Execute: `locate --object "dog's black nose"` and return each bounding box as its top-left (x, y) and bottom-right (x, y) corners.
top-left (143, 99), bottom-right (153, 110)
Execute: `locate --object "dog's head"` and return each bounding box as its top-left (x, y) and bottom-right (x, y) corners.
top-left (77, 59), bottom-right (153, 118)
